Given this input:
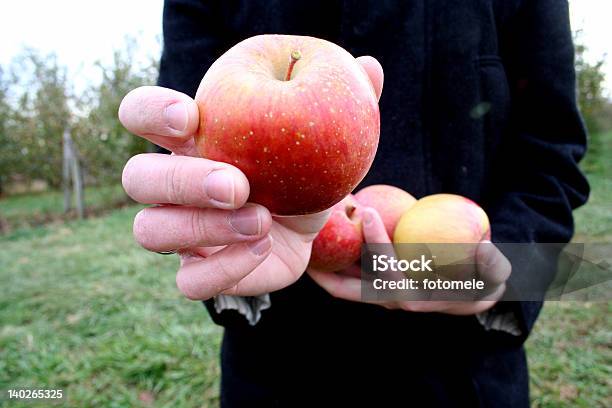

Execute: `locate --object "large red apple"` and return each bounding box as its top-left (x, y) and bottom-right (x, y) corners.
top-left (194, 35), bottom-right (380, 215)
top-left (354, 184), bottom-right (416, 238)
top-left (308, 195), bottom-right (363, 272)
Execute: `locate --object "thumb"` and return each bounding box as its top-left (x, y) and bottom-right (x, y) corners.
top-left (356, 56), bottom-right (384, 101)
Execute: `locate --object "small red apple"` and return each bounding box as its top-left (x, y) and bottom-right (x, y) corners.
top-left (194, 35), bottom-right (380, 215)
top-left (308, 195), bottom-right (363, 272)
top-left (354, 184), bottom-right (416, 238)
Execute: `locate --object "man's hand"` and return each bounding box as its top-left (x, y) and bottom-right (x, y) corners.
top-left (308, 208), bottom-right (511, 315)
top-left (119, 56), bottom-right (383, 300)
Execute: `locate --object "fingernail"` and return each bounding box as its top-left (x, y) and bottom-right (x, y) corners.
top-left (248, 235), bottom-right (272, 256)
top-left (205, 170), bottom-right (235, 206)
top-left (164, 102), bottom-right (188, 131)
top-left (229, 207), bottom-right (261, 236)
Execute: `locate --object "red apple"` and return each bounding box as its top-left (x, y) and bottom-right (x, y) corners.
top-left (194, 35), bottom-right (380, 215)
top-left (354, 184), bottom-right (416, 237)
top-left (308, 195), bottom-right (363, 272)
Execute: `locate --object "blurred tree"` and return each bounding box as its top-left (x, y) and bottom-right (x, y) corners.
top-left (0, 37), bottom-right (158, 194)
top-left (574, 32), bottom-right (607, 134)
top-left (0, 66), bottom-right (11, 194)
top-left (73, 38), bottom-right (158, 185)
top-left (574, 31), bottom-right (609, 173)
top-left (592, 102), bottom-right (612, 132)
top-left (1, 51), bottom-right (69, 189)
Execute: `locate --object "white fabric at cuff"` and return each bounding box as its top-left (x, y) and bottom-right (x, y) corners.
top-left (476, 309), bottom-right (522, 336)
top-left (214, 294), bottom-right (271, 326)
top-left (215, 294), bottom-right (521, 336)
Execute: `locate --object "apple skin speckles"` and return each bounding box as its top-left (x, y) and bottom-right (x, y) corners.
top-left (194, 34), bottom-right (380, 215)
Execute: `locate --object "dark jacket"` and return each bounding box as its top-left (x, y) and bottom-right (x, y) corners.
top-left (158, 1), bottom-right (589, 406)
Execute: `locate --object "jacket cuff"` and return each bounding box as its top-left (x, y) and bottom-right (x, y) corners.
top-left (213, 294), bottom-right (271, 325)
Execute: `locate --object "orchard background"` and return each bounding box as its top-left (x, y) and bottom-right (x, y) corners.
top-left (0, 23), bottom-right (611, 408)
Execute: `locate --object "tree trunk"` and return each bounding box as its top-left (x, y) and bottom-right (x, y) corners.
top-left (62, 129), bottom-right (72, 212)
top-left (63, 128), bottom-right (85, 219)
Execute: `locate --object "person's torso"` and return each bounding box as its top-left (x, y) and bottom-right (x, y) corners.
top-left (172, 2), bottom-right (530, 406)
top-left (208, 0), bottom-right (520, 201)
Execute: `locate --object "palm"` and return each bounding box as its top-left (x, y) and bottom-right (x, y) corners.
top-left (175, 142), bottom-right (328, 296)
top-left (231, 215), bottom-right (325, 294)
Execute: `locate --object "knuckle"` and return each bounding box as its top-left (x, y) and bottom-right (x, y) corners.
top-left (221, 283), bottom-right (240, 296)
top-left (190, 209), bottom-right (211, 244)
top-left (212, 255), bottom-right (237, 287)
top-left (165, 159), bottom-right (187, 203)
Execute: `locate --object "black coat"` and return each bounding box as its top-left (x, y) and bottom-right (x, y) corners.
top-left (158, 1), bottom-right (589, 406)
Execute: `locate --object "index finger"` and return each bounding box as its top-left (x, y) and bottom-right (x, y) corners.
top-left (118, 86), bottom-right (200, 156)
top-left (122, 153), bottom-right (250, 209)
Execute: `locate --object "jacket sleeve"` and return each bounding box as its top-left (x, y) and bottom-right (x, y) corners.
top-left (486, 0), bottom-right (590, 340)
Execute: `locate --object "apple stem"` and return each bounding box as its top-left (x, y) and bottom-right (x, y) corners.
top-left (285, 50), bottom-right (301, 81)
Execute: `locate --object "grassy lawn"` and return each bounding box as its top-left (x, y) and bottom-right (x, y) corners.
top-left (526, 130), bottom-right (612, 407)
top-left (526, 303), bottom-right (611, 407)
top-left (0, 184), bottom-right (130, 232)
top-left (573, 131), bottom-right (612, 242)
top-left (0, 133), bottom-right (610, 407)
top-left (0, 206), bottom-right (222, 407)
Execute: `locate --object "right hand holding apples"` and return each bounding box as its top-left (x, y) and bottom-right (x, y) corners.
top-left (119, 56), bottom-right (384, 301)
top-left (308, 190), bottom-right (512, 315)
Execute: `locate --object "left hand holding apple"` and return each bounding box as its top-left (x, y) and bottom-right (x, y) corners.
top-left (119, 51), bottom-right (385, 301)
top-left (308, 208), bottom-right (512, 315)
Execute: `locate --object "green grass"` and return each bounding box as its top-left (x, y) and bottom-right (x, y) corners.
top-left (527, 303), bottom-right (611, 407)
top-left (0, 184), bottom-right (130, 232)
top-left (0, 133), bottom-right (610, 407)
top-left (526, 130), bottom-right (612, 407)
top-left (573, 130), bottom-right (612, 242)
top-left (0, 207), bottom-right (222, 407)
